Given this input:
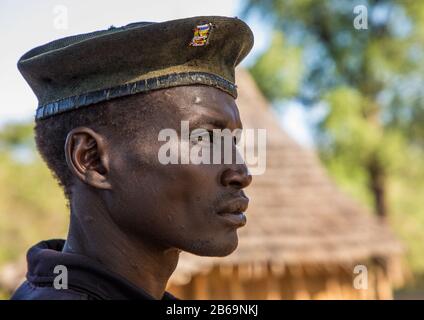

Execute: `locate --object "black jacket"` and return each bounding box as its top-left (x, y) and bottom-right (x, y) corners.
top-left (11, 239), bottom-right (178, 300)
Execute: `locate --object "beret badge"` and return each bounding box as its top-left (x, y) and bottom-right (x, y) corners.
top-left (189, 23), bottom-right (213, 47)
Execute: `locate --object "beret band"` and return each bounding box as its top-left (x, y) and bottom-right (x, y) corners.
top-left (35, 71), bottom-right (237, 120)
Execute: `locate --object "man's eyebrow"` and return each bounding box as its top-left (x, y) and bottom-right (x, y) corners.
top-left (189, 116), bottom-right (229, 129)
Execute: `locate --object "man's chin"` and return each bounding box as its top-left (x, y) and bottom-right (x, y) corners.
top-left (183, 233), bottom-right (239, 257)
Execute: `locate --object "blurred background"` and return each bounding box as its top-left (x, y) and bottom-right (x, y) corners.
top-left (1, 0), bottom-right (423, 299)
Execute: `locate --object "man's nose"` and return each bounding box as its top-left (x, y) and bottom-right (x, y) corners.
top-left (220, 166), bottom-right (252, 189)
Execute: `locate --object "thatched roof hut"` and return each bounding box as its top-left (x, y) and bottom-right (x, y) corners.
top-left (166, 69), bottom-right (405, 300)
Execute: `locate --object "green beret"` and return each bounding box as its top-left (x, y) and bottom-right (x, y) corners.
top-left (17, 16), bottom-right (254, 120)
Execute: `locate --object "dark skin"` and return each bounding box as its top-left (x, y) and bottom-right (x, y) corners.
top-left (62, 85), bottom-right (252, 299)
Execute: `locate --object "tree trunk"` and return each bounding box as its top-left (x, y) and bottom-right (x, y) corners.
top-left (368, 158), bottom-right (388, 218)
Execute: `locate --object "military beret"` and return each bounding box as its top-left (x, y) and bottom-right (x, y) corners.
top-left (17, 16), bottom-right (254, 120)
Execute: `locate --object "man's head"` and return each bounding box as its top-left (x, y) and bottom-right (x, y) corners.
top-left (35, 85), bottom-right (252, 257)
top-left (21, 16), bottom-right (254, 257)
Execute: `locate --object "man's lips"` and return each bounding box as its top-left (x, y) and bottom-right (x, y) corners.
top-left (216, 197), bottom-right (249, 227)
top-left (217, 197), bottom-right (249, 215)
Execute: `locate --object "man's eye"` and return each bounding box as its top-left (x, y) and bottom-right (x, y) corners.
top-left (191, 131), bottom-right (213, 145)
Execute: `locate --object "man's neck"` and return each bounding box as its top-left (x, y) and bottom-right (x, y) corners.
top-left (62, 189), bottom-right (180, 299)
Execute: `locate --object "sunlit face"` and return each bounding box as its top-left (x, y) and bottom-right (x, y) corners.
top-left (104, 85), bottom-right (252, 256)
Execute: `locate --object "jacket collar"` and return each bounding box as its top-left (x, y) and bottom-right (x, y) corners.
top-left (26, 239), bottom-right (177, 300)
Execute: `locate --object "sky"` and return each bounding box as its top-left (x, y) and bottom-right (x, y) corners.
top-left (0, 0), bottom-right (315, 147)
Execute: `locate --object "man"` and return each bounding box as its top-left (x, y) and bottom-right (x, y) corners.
top-left (11, 16), bottom-right (253, 300)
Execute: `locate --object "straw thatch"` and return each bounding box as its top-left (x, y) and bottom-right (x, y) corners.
top-left (167, 69), bottom-right (404, 299)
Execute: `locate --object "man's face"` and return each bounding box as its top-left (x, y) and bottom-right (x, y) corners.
top-left (104, 85), bottom-right (252, 256)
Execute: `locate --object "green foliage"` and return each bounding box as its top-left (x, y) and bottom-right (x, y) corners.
top-left (0, 123), bottom-right (68, 269)
top-left (0, 122), bottom-right (33, 148)
top-left (322, 87), bottom-right (406, 171)
top-left (249, 32), bottom-right (303, 100)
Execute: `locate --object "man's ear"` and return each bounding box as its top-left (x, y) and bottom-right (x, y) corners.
top-left (64, 127), bottom-right (112, 190)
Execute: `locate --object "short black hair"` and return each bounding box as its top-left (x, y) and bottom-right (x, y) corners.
top-left (35, 92), bottom-right (156, 199)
